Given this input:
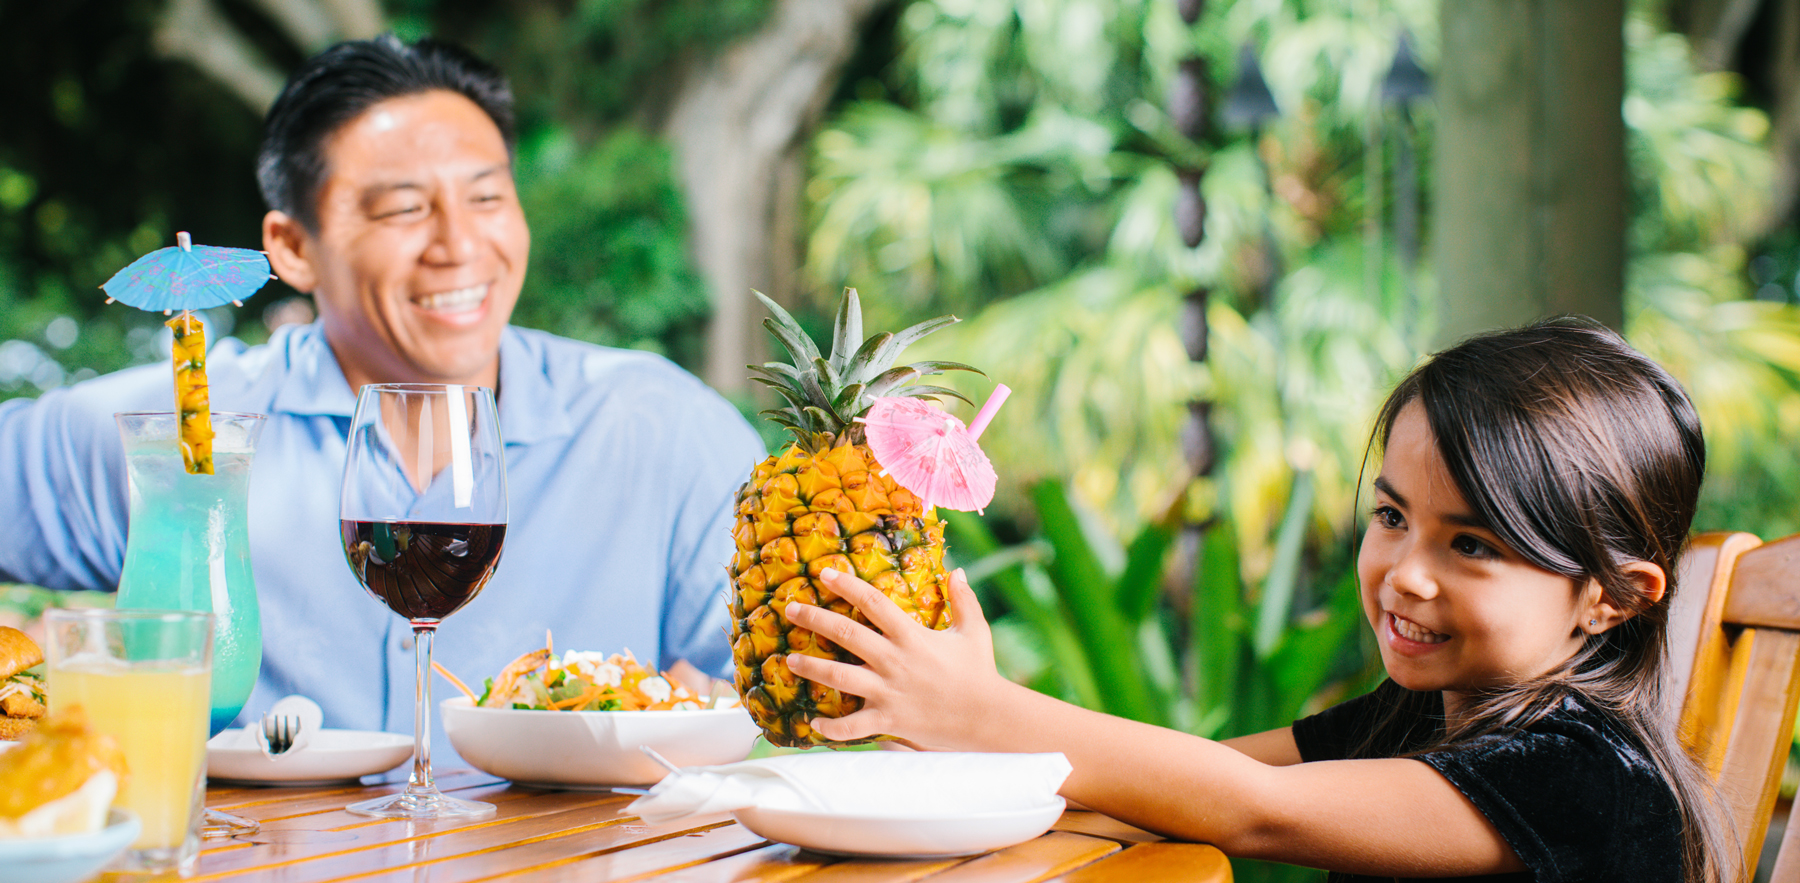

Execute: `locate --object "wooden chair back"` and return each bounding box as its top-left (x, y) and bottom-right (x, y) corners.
top-left (1675, 531), bottom-right (1800, 878)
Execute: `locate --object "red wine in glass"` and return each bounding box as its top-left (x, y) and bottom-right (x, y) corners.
top-left (341, 520), bottom-right (506, 620)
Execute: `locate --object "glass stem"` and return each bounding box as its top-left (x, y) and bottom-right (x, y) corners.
top-left (406, 621), bottom-right (437, 798)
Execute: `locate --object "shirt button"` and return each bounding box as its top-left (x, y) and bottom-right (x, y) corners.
top-left (400, 636), bottom-right (414, 650)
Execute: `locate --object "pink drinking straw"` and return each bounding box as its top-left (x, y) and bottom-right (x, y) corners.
top-left (966, 384), bottom-right (1011, 442)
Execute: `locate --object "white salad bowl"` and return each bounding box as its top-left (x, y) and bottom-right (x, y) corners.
top-left (440, 696), bottom-right (760, 789)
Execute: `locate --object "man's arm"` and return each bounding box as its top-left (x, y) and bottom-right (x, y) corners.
top-left (659, 387), bottom-right (767, 679)
top-left (0, 388), bottom-right (134, 591)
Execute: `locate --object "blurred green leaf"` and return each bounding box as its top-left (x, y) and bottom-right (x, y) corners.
top-left (1031, 480), bottom-right (1163, 725)
top-left (945, 509), bottom-right (1100, 709)
top-left (1254, 469), bottom-right (1315, 658)
top-left (1268, 567), bottom-right (1363, 719)
top-left (1193, 519), bottom-right (1245, 737)
top-left (511, 127), bottom-right (709, 363)
top-left (1116, 512), bottom-right (1178, 623)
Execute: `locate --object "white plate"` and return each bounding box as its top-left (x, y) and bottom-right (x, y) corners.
top-left (732, 799), bottom-right (1066, 859)
top-left (441, 697), bottom-right (759, 789)
top-left (0, 809), bottom-right (140, 883)
top-left (207, 728), bottom-right (413, 786)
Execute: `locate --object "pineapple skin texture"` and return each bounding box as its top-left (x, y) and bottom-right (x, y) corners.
top-left (728, 442), bottom-right (950, 747)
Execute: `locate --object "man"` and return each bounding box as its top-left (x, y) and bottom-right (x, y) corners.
top-left (0, 36), bottom-right (764, 753)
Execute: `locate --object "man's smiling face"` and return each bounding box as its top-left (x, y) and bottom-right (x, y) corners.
top-left (287, 88), bottom-right (529, 391)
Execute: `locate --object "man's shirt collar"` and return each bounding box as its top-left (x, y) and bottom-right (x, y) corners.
top-left (264, 322), bottom-right (575, 446)
top-left (266, 323), bottom-right (357, 418)
top-left (495, 326), bottom-right (575, 446)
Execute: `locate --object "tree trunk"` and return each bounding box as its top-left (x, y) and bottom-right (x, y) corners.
top-left (1433, 0), bottom-right (1626, 345)
top-left (154, 0), bottom-right (385, 114)
top-left (664, 0), bottom-right (896, 395)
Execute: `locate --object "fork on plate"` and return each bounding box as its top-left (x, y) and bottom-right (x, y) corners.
top-left (261, 713), bottom-right (302, 756)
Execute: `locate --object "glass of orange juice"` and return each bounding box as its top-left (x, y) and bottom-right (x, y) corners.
top-left (44, 608), bottom-right (213, 875)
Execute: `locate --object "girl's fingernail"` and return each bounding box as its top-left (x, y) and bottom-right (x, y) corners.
top-left (820, 567), bottom-right (839, 580)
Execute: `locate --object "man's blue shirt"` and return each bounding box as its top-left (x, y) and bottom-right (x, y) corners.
top-left (0, 322), bottom-right (763, 758)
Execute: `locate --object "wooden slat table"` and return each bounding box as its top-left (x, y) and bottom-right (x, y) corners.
top-left (182, 770), bottom-right (1231, 882)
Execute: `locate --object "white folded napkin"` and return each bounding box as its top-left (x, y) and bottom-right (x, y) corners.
top-left (246, 695), bottom-right (324, 759)
top-left (627, 750), bottom-right (1071, 825)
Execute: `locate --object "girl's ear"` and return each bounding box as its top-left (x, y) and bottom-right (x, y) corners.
top-left (263, 210), bottom-right (318, 294)
top-left (1582, 561), bottom-right (1668, 634)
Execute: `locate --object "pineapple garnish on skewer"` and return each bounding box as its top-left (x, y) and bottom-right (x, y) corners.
top-left (165, 311), bottom-right (215, 475)
top-left (729, 288), bottom-right (981, 747)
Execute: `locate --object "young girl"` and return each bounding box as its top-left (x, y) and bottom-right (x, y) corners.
top-left (782, 317), bottom-right (1733, 882)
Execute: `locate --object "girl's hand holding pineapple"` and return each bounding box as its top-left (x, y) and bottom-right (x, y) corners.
top-left (782, 567), bottom-right (1002, 752)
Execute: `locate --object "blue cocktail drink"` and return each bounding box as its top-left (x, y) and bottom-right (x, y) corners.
top-left (114, 412), bottom-right (265, 734)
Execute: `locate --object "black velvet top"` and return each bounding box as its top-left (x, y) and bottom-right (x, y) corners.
top-left (1291, 679), bottom-right (1683, 883)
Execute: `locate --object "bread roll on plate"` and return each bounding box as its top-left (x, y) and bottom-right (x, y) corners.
top-left (0, 627), bottom-right (45, 740)
top-left (0, 709), bottom-right (127, 838)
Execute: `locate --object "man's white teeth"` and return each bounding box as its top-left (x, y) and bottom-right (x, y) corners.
top-left (416, 284), bottom-right (487, 313)
top-left (1392, 614), bottom-right (1448, 644)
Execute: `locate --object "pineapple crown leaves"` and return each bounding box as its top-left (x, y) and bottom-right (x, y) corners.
top-left (749, 288), bottom-right (984, 451)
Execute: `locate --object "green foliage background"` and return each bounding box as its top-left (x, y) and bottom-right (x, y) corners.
top-left (4, 2), bottom-right (1799, 879)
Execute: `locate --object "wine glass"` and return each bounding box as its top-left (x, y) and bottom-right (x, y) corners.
top-left (339, 384), bottom-right (507, 819)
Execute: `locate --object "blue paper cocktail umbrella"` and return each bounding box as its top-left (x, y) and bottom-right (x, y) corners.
top-left (99, 231), bottom-right (276, 475)
top-left (101, 231), bottom-right (274, 312)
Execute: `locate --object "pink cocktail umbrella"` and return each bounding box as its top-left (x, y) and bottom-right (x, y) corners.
top-left (860, 385), bottom-right (1011, 513)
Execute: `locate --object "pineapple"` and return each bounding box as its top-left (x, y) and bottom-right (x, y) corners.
top-left (730, 289), bottom-right (980, 747)
top-left (165, 312), bottom-right (215, 475)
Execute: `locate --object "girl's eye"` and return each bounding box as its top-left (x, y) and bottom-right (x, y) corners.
top-left (1451, 534), bottom-right (1498, 559)
top-left (1370, 505), bottom-right (1403, 530)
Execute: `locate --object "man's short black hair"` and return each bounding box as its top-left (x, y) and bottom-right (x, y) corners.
top-left (256, 34), bottom-right (516, 231)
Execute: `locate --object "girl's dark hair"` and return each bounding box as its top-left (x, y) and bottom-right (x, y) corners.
top-left (1363, 316), bottom-right (1731, 882)
top-left (256, 34), bottom-right (516, 232)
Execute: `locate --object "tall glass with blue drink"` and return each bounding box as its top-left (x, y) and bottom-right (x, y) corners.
top-left (114, 412), bottom-right (264, 731)
top-left (114, 411), bottom-right (264, 837)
